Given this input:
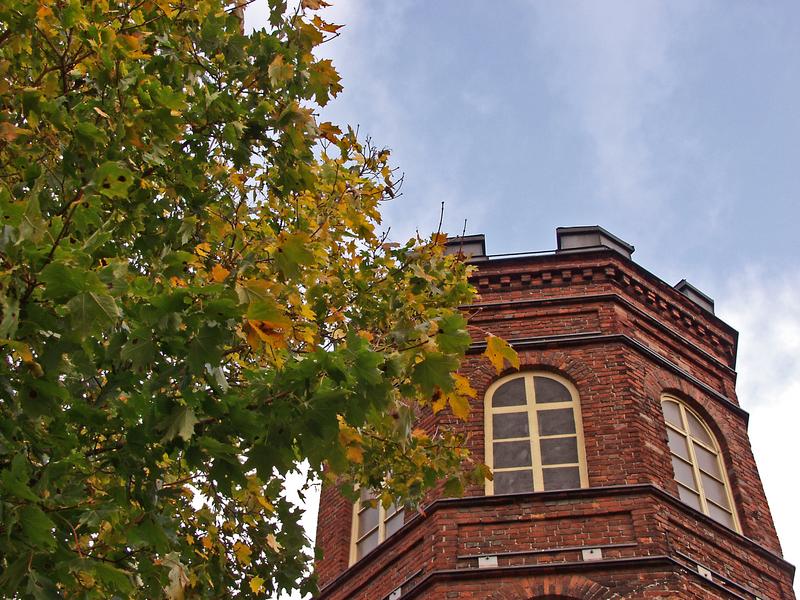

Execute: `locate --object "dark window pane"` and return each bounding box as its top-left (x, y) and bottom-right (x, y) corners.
top-left (701, 473), bottom-right (729, 508)
top-left (385, 511), bottom-right (404, 537)
top-left (678, 484), bottom-right (702, 511)
top-left (542, 466), bottom-right (581, 490)
top-left (360, 487), bottom-right (375, 502)
top-left (534, 377), bottom-right (571, 403)
top-left (492, 377), bottom-right (527, 407)
top-left (708, 503), bottom-right (734, 528)
top-left (661, 400), bottom-right (682, 428)
top-left (493, 470), bottom-right (534, 494)
top-left (493, 441), bottom-right (532, 468)
top-left (384, 502), bottom-right (401, 519)
top-left (667, 428), bottom-right (690, 460)
top-left (537, 408), bottom-right (576, 436)
top-left (356, 529), bottom-right (379, 559)
top-left (493, 412), bottom-right (529, 439)
top-left (671, 455), bottom-right (697, 490)
top-left (687, 412), bottom-right (713, 446)
top-left (540, 437), bottom-right (578, 465)
top-left (694, 443), bottom-right (721, 478)
top-left (358, 506), bottom-right (379, 536)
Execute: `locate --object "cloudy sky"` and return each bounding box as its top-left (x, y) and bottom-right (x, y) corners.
top-left (248, 1), bottom-right (799, 594)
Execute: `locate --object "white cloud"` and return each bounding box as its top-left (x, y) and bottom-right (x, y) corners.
top-left (717, 267), bottom-right (800, 576)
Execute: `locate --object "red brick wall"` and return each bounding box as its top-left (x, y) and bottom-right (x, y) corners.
top-left (314, 248), bottom-right (795, 599)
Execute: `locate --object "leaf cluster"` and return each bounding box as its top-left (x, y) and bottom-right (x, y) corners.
top-left (0, 1), bottom-right (487, 597)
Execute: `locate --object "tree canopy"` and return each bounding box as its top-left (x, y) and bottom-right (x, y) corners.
top-left (0, 0), bottom-right (517, 597)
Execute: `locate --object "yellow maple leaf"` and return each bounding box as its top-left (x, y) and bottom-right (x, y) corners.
top-left (233, 541), bottom-right (252, 565)
top-left (249, 576), bottom-right (265, 594)
top-left (266, 533), bottom-right (282, 552)
top-left (483, 335), bottom-right (520, 374)
top-left (345, 444), bottom-right (364, 464)
top-left (210, 263), bottom-right (230, 282)
top-left (447, 392), bottom-right (471, 421)
top-left (268, 54), bottom-right (294, 87)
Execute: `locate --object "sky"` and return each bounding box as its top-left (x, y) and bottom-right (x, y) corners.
top-left (247, 1), bottom-right (800, 595)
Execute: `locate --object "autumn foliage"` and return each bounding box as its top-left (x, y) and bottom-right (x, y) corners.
top-left (0, 0), bottom-right (521, 596)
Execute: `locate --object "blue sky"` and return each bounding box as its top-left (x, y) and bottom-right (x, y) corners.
top-left (248, 1), bottom-right (800, 593)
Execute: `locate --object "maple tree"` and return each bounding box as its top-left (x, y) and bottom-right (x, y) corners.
top-left (0, 0), bottom-right (524, 597)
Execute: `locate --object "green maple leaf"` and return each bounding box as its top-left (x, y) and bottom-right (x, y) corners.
top-left (160, 406), bottom-right (199, 443)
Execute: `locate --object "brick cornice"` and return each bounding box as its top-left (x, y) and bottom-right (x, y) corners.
top-left (466, 332), bottom-right (749, 422)
top-left (468, 250), bottom-right (738, 365)
top-left (315, 484), bottom-right (794, 599)
top-left (463, 292), bottom-right (735, 375)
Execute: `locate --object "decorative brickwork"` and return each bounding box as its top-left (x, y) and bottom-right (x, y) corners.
top-left (315, 234), bottom-right (796, 599)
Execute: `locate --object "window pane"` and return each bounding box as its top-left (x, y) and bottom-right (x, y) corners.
top-left (678, 484), bottom-right (702, 511)
top-left (358, 506), bottom-right (379, 536)
top-left (540, 437), bottom-right (578, 465)
top-left (708, 503), bottom-right (735, 528)
top-left (492, 378), bottom-right (526, 407)
top-left (537, 408), bottom-right (575, 436)
top-left (534, 377), bottom-right (571, 403)
top-left (701, 473), bottom-right (729, 508)
top-left (493, 412), bottom-right (529, 439)
top-left (542, 466), bottom-right (581, 490)
top-left (667, 428), bottom-right (690, 460)
top-left (356, 529), bottom-right (379, 559)
top-left (493, 470), bottom-right (533, 494)
top-left (494, 441), bottom-right (532, 468)
top-left (384, 502), bottom-right (401, 519)
top-left (360, 488), bottom-right (375, 502)
top-left (671, 455), bottom-right (697, 489)
top-left (694, 443), bottom-right (721, 478)
top-left (385, 511), bottom-right (404, 537)
top-left (686, 412), bottom-right (713, 445)
top-left (661, 400), bottom-right (682, 428)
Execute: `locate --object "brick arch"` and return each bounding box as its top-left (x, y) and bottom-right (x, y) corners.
top-left (484, 575), bottom-right (619, 600)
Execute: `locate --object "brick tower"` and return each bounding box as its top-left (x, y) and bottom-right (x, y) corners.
top-left (314, 227), bottom-right (796, 599)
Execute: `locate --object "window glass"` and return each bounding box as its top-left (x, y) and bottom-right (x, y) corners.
top-left (492, 378), bottom-right (526, 407)
top-left (662, 400), bottom-right (682, 427)
top-left (358, 506), bottom-right (379, 535)
top-left (540, 437), bottom-right (578, 465)
top-left (493, 441), bottom-right (532, 468)
top-left (486, 373), bottom-right (587, 495)
top-left (708, 504), bottom-right (734, 528)
top-left (678, 485), bottom-right (702, 511)
top-left (701, 473), bottom-right (729, 507)
top-left (356, 529), bottom-right (379, 559)
top-left (534, 377), bottom-right (571, 403)
top-left (537, 408), bottom-right (575, 436)
top-left (384, 511), bottom-right (404, 537)
top-left (666, 428), bottom-right (690, 460)
top-left (542, 466), bottom-right (581, 490)
top-left (351, 491), bottom-right (405, 564)
top-left (687, 412), bottom-right (713, 446)
top-left (694, 443), bottom-right (721, 477)
top-left (671, 456), bottom-right (696, 489)
top-left (661, 396), bottom-right (738, 532)
top-left (493, 470), bottom-right (534, 494)
top-left (493, 412), bottom-right (529, 439)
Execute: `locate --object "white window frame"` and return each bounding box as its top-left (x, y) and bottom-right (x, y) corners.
top-left (661, 394), bottom-right (740, 532)
top-left (484, 371), bottom-right (589, 495)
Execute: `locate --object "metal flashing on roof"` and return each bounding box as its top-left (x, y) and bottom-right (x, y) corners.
top-left (556, 226), bottom-right (635, 260)
top-left (674, 279), bottom-right (715, 314)
top-left (444, 234), bottom-right (487, 259)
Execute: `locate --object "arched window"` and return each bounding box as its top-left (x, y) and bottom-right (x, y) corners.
top-left (349, 488), bottom-right (404, 564)
top-left (485, 372), bottom-right (588, 494)
top-left (661, 395), bottom-right (739, 531)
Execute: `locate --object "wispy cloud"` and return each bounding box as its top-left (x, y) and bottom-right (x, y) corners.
top-left (527, 2), bottom-right (714, 214)
top-left (717, 267), bottom-right (800, 567)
